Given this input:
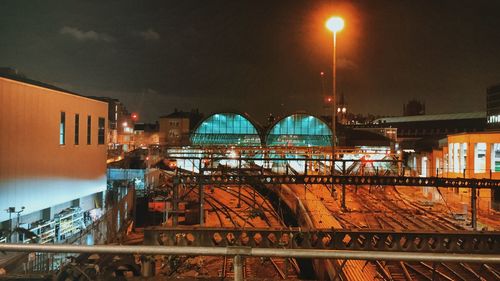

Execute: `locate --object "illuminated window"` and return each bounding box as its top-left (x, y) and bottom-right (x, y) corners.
top-left (98, 117), bottom-right (105, 145)
top-left (448, 144), bottom-right (453, 173)
top-left (474, 143), bottom-right (486, 173)
top-left (87, 116), bottom-right (91, 145)
top-left (59, 112), bottom-right (66, 145)
top-left (453, 143), bottom-right (459, 172)
top-left (74, 114), bottom-right (79, 145)
top-left (492, 143), bottom-right (500, 172)
top-left (460, 143), bottom-right (467, 171)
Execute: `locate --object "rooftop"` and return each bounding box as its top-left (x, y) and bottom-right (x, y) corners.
top-left (0, 68), bottom-right (105, 103)
top-left (374, 112), bottom-right (486, 124)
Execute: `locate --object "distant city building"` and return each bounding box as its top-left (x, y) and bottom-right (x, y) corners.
top-left (336, 92), bottom-right (348, 124)
top-left (0, 71), bottom-right (108, 230)
top-left (487, 83), bottom-right (500, 130)
top-left (403, 99), bottom-right (425, 116)
top-left (87, 97), bottom-right (136, 151)
top-left (372, 112), bottom-right (486, 140)
top-left (133, 122), bottom-right (160, 147)
top-left (159, 109), bottom-right (203, 146)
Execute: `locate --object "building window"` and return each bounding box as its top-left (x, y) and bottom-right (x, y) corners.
top-left (87, 116), bottom-right (92, 145)
top-left (98, 117), bottom-right (105, 145)
top-left (492, 143), bottom-right (500, 172)
top-left (453, 143), bottom-right (460, 173)
top-left (460, 143), bottom-right (467, 171)
top-left (74, 114), bottom-right (79, 145)
top-left (474, 143), bottom-right (486, 173)
top-left (60, 112), bottom-right (66, 145)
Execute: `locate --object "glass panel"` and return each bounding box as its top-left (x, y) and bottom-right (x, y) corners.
top-left (59, 112), bottom-right (65, 145)
top-left (267, 114), bottom-right (332, 147)
top-left (460, 143), bottom-right (467, 171)
top-left (492, 143), bottom-right (500, 172)
top-left (474, 143), bottom-right (486, 173)
top-left (191, 113), bottom-right (261, 146)
top-left (98, 117), bottom-right (105, 145)
top-left (453, 143), bottom-right (459, 173)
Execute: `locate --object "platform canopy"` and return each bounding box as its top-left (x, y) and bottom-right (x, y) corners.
top-left (191, 113), bottom-right (262, 146)
top-left (266, 113), bottom-right (332, 147)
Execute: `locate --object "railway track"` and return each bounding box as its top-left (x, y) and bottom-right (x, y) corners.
top-left (345, 185), bottom-right (499, 280)
top-left (295, 159), bottom-right (500, 281)
top-left (189, 178), bottom-right (301, 279)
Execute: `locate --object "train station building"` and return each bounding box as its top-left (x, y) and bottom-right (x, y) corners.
top-left (191, 112), bottom-right (262, 146)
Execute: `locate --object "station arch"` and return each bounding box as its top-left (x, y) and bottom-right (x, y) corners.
top-left (266, 113), bottom-right (332, 147)
top-left (191, 112), bottom-right (262, 146)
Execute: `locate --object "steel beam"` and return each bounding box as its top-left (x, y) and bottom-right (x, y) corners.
top-left (0, 244), bottom-right (499, 264)
top-left (175, 174), bottom-right (500, 189)
top-left (144, 227), bottom-right (500, 254)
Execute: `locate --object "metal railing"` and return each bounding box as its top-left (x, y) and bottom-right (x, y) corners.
top-left (1, 243), bottom-right (499, 281)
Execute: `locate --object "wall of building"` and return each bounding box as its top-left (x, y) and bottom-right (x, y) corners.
top-left (426, 132), bottom-right (500, 210)
top-left (443, 133), bottom-right (500, 179)
top-left (159, 117), bottom-right (190, 146)
top-left (0, 77), bottom-right (107, 222)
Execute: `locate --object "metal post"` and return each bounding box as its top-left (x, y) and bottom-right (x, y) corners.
top-left (237, 157), bottom-right (241, 208)
top-left (233, 255), bottom-right (243, 281)
top-left (284, 258), bottom-right (289, 279)
top-left (471, 187), bottom-right (477, 230)
top-left (141, 255), bottom-right (155, 277)
top-left (7, 210), bottom-right (12, 243)
top-left (332, 31), bottom-right (337, 181)
top-left (199, 162), bottom-right (204, 226)
top-left (172, 178), bottom-right (179, 227)
top-left (341, 161), bottom-right (346, 210)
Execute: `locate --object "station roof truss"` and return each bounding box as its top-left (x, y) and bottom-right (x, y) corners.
top-left (191, 112), bottom-right (262, 146)
top-left (266, 113), bottom-right (333, 147)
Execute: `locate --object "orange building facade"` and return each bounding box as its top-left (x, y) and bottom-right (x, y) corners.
top-left (0, 75), bottom-right (108, 224)
top-left (410, 132), bottom-right (500, 210)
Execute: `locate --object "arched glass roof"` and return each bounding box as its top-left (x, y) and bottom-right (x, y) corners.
top-left (191, 113), bottom-right (261, 146)
top-left (266, 114), bottom-right (332, 146)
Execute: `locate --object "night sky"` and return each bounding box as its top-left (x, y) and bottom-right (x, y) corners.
top-left (1, 1), bottom-right (500, 123)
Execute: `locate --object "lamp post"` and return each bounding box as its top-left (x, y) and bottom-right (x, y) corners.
top-left (326, 16), bottom-right (344, 207)
top-left (326, 16), bottom-right (344, 158)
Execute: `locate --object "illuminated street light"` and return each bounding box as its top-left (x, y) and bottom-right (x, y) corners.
top-left (326, 17), bottom-right (344, 33)
top-left (326, 16), bottom-right (344, 209)
top-left (325, 16), bottom-right (344, 162)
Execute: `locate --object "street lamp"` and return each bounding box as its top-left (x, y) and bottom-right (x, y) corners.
top-left (325, 16), bottom-right (344, 167)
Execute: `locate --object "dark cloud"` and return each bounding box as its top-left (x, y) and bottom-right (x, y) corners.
top-left (60, 26), bottom-right (114, 42)
top-left (137, 29), bottom-right (160, 41)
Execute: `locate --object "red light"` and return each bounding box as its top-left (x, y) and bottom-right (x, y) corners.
top-left (320, 71), bottom-right (324, 76)
top-left (131, 113), bottom-right (138, 121)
